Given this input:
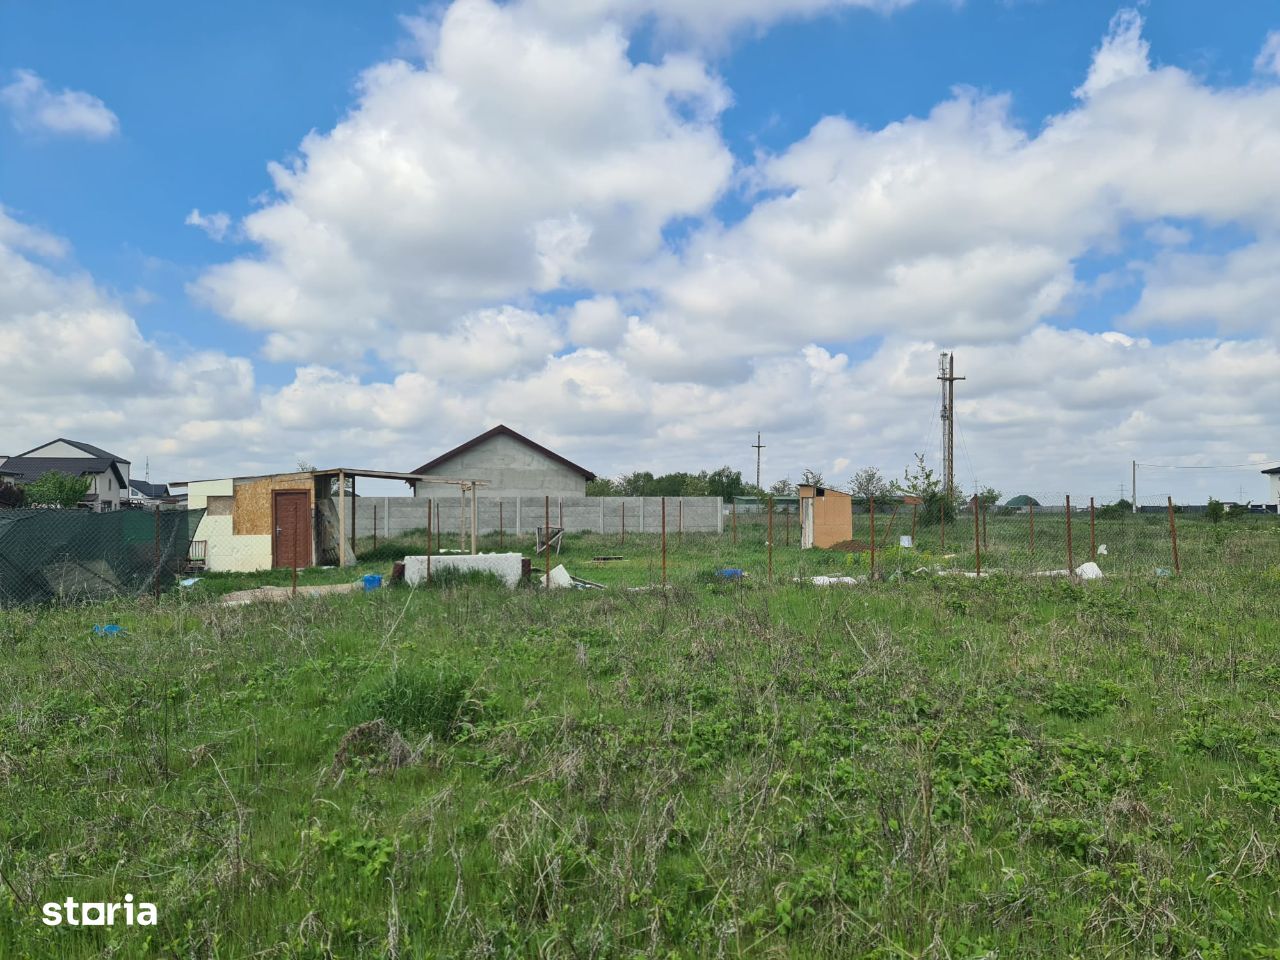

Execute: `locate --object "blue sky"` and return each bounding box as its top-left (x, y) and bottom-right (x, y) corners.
top-left (1, 0), bottom-right (1278, 499)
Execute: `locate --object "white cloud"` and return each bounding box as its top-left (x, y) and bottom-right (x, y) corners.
top-left (1074, 8), bottom-right (1150, 100)
top-left (192, 0), bottom-right (734, 363)
top-left (0, 69), bottom-right (119, 139)
top-left (1256, 31), bottom-right (1280, 78)
top-left (185, 209), bottom-right (232, 242)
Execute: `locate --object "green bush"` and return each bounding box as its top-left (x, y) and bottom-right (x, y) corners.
top-left (348, 662), bottom-right (483, 738)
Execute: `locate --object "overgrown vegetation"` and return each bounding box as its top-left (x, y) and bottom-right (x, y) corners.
top-left (1, 522), bottom-right (1279, 957)
top-left (22, 470), bottom-right (92, 508)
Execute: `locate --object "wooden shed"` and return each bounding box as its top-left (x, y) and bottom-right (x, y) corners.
top-left (798, 485), bottom-right (853, 549)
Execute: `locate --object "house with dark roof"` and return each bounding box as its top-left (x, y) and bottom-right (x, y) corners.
top-left (128, 478), bottom-right (182, 507)
top-left (1, 439), bottom-right (130, 511)
top-left (409, 425), bottom-right (595, 499)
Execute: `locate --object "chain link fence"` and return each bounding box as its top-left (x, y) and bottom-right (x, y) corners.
top-left (350, 492), bottom-right (1279, 589)
top-left (0, 507), bottom-right (205, 607)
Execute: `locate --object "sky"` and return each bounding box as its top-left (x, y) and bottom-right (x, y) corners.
top-left (2, 0), bottom-right (1278, 503)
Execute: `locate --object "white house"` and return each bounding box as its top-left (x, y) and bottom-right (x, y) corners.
top-left (0, 439), bottom-right (130, 511)
top-left (408, 424), bottom-right (595, 499)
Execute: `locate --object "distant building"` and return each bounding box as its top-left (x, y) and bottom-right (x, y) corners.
top-left (128, 479), bottom-right (182, 508)
top-left (0, 439), bottom-right (130, 511)
top-left (1264, 466), bottom-right (1280, 508)
top-left (408, 424), bottom-right (595, 499)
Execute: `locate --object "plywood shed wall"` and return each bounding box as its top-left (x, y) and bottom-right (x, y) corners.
top-left (799, 485), bottom-right (854, 549)
top-left (232, 473), bottom-right (315, 536)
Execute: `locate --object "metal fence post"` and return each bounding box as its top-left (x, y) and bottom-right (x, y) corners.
top-left (1065, 494), bottom-right (1074, 574)
top-left (869, 496), bottom-right (876, 580)
top-left (1167, 496), bottom-right (1181, 574)
top-left (972, 495), bottom-right (981, 577)
top-left (1089, 496), bottom-right (1096, 562)
top-left (767, 496), bottom-right (774, 583)
top-left (661, 497), bottom-right (667, 586)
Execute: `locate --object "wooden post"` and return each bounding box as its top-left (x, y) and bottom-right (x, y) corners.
top-left (1065, 494), bottom-right (1074, 574)
top-left (869, 496), bottom-right (876, 580)
top-left (661, 497), bottom-right (667, 586)
top-left (470, 483), bottom-right (478, 555)
top-left (1089, 497), bottom-right (1096, 562)
top-left (426, 497), bottom-right (432, 584)
top-left (972, 496), bottom-right (981, 577)
top-left (1167, 496), bottom-right (1181, 574)
top-left (767, 496), bottom-right (774, 583)
top-left (545, 496), bottom-right (551, 590)
top-left (338, 469), bottom-right (347, 568)
top-left (499, 501), bottom-right (504, 551)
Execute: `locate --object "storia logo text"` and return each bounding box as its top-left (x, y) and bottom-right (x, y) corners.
top-left (42, 895), bottom-right (157, 926)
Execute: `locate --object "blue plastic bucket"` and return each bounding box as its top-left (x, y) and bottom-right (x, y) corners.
top-left (362, 574), bottom-right (383, 591)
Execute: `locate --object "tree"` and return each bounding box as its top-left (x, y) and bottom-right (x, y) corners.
top-left (800, 468), bottom-right (825, 488)
top-left (24, 471), bottom-right (92, 508)
top-left (0, 480), bottom-right (24, 509)
top-left (901, 454), bottom-right (955, 525)
top-left (975, 486), bottom-right (1001, 510)
top-left (846, 467), bottom-right (897, 502)
top-left (769, 477), bottom-right (795, 497)
top-left (1207, 497), bottom-right (1225, 524)
top-left (586, 476), bottom-right (619, 496)
top-left (704, 466), bottom-right (745, 501)
top-left (296, 459), bottom-right (317, 472)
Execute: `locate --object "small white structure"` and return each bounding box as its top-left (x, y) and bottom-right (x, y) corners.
top-left (404, 553), bottom-right (524, 588)
top-left (1264, 466), bottom-right (1280, 510)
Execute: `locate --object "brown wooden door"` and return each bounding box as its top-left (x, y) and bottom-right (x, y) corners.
top-left (272, 490), bottom-right (312, 568)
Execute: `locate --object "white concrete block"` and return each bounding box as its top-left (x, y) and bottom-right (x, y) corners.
top-left (404, 553), bottom-right (524, 588)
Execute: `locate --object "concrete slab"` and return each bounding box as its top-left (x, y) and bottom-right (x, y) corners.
top-left (404, 553), bottom-right (524, 588)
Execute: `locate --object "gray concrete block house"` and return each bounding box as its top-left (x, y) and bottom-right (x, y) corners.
top-left (408, 425), bottom-right (595, 499)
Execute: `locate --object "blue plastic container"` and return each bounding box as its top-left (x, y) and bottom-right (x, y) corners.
top-left (362, 574), bottom-right (383, 591)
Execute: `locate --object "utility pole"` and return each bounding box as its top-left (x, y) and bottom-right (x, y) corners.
top-left (937, 352), bottom-right (965, 500)
top-left (752, 432), bottom-right (765, 490)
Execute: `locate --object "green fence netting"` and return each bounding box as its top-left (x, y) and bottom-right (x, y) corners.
top-left (0, 507), bottom-right (205, 607)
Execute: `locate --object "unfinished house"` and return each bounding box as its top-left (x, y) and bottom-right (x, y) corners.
top-left (172, 469), bottom-right (483, 572)
top-left (798, 484), bottom-right (853, 549)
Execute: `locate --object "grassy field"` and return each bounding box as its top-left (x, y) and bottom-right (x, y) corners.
top-left (2, 520), bottom-right (1280, 957)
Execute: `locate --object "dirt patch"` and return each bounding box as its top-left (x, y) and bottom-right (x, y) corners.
top-left (825, 540), bottom-right (872, 553)
top-left (328, 719), bottom-right (414, 780)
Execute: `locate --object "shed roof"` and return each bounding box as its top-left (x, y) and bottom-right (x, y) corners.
top-left (410, 424), bottom-right (596, 481)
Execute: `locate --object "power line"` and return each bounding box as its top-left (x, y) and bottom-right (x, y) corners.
top-left (1136, 460), bottom-right (1280, 470)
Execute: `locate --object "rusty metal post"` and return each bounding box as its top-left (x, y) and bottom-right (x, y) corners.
top-left (545, 495), bottom-right (551, 590)
top-left (1065, 494), bottom-right (1074, 573)
top-left (972, 495), bottom-right (981, 577)
top-left (661, 497), bottom-right (667, 586)
top-left (1167, 496), bottom-right (1181, 574)
top-left (1089, 497), bottom-right (1096, 562)
top-left (767, 496), bottom-right (774, 583)
top-left (152, 512), bottom-right (161, 601)
top-left (869, 496), bottom-right (876, 580)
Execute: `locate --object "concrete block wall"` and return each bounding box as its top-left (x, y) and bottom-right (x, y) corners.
top-left (340, 495), bottom-right (724, 537)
